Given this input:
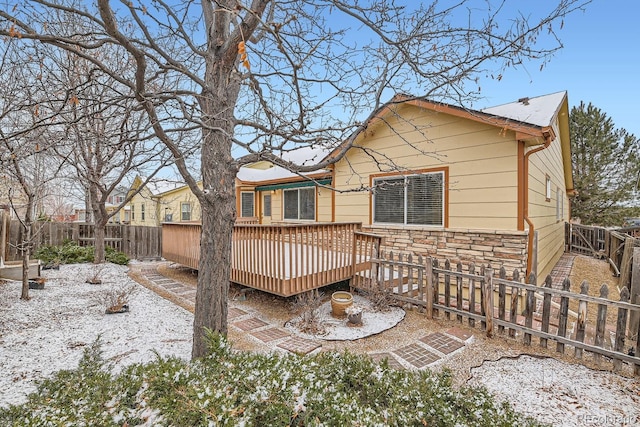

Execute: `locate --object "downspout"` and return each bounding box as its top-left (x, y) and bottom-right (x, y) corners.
top-left (523, 131), bottom-right (553, 276)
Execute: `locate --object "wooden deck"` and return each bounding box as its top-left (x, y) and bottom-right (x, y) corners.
top-left (162, 222), bottom-right (382, 297)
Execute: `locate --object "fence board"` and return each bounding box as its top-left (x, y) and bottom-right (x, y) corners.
top-left (8, 221), bottom-right (162, 260)
top-left (574, 281), bottom-right (589, 359)
top-left (540, 276), bottom-right (553, 348)
top-left (594, 284), bottom-right (609, 365)
top-left (357, 253), bottom-right (640, 375)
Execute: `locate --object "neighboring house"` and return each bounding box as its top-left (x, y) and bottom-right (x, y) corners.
top-left (127, 176), bottom-right (198, 226)
top-left (0, 174), bottom-right (27, 220)
top-left (105, 186), bottom-right (129, 223)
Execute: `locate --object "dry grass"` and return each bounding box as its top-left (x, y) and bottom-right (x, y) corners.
top-left (568, 255), bottom-right (621, 328)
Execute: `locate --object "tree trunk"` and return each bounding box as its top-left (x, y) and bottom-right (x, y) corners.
top-left (191, 56), bottom-right (239, 358)
top-left (20, 195), bottom-right (34, 300)
top-left (91, 188), bottom-right (107, 264)
top-left (94, 220), bottom-right (106, 264)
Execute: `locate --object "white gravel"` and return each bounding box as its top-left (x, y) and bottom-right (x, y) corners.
top-left (0, 262), bottom-right (193, 408)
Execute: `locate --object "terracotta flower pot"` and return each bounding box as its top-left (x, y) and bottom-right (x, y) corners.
top-left (331, 291), bottom-right (353, 317)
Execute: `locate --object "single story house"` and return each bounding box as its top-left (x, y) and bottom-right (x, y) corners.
top-left (134, 91), bottom-right (573, 283)
top-left (240, 91), bottom-right (573, 281)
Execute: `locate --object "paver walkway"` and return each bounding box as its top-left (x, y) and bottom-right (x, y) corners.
top-left (131, 262), bottom-right (473, 370)
top-left (133, 254), bottom-right (579, 366)
top-left (132, 254), bottom-right (582, 366)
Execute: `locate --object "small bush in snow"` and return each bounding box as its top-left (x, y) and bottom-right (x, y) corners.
top-left (0, 334), bottom-right (547, 426)
top-left (35, 240), bottom-right (129, 266)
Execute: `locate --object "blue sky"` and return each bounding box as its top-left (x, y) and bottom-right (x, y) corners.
top-left (474, 0), bottom-right (640, 137)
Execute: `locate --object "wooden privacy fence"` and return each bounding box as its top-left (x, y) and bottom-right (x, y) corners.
top-left (162, 222), bottom-right (383, 297)
top-left (7, 221), bottom-right (162, 260)
top-left (353, 251), bottom-right (640, 375)
top-left (566, 223), bottom-right (640, 288)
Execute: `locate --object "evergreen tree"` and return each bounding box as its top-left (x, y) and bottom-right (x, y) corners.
top-left (570, 102), bottom-right (640, 226)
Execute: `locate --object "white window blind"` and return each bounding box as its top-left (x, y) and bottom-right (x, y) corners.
top-left (241, 192), bottom-right (255, 217)
top-left (374, 172), bottom-right (444, 226)
top-left (263, 194), bottom-right (272, 217)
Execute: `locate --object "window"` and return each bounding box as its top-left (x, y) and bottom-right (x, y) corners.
top-left (263, 194), bottom-right (272, 217)
top-left (545, 175), bottom-right (552, 201)
top-left (131, 204), bottom-right (135, 220)
top-left (181, 203), bottom-right (191, 221)
top-left (141, 204), bottom-right (145, 221)
top-left (240, 192), bottom-right (255, 217)
top-left (556, 187), bottom-right (564, 221)
top-left (373, 171), bottom-right (444, 226)
top-left (284, 187), bottom-right (315, 220)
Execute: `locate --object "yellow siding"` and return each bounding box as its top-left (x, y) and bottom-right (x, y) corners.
top-left (156, 185), bottom-right (202, 223)
top-left (527, 116), bottom-right (569, 280)
top-left (128, 186), bottom-right (160, 226)
top-left (271, 190), bottom-right (283, 222)
top-left (317, 187), bottom-right (333, 222)
top-left (333, 103), bottom-right (520, 231)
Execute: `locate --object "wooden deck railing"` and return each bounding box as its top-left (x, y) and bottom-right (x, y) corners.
top-left (162, 222), bottom-right (383, 297)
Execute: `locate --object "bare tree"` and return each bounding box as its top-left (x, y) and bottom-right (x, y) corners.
top-left (0, 38), bottom-right (61, 299)
top-left (1, 0), bottom-right (589, 357)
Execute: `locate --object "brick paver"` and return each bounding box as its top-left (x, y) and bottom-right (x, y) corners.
top-left (369, 352), bottom-right (405, 370)
top-left (228, 307), bottom-right (248, 320)
top-left (419, 332), bottom-right (465, 355)
top-left (153, 278), bottom-right (176, 285)
top-left (250, 327), bottom-right (290, 343)
top-left (446, 327), bottom-right (473, 341)
top-left (159, 282), bottom-right (184, 290)
top-left (393, 343), bottom-right (440, 369)
top-left (233, 317), bottom-right (269, 331)
top-left (277, 337), bottom-right (321, 354)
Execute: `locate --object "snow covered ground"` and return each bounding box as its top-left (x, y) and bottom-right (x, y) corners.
top-left (0, 263), bottom-right (193, 407)
top-left (1, 263), bottom-right (638, 426)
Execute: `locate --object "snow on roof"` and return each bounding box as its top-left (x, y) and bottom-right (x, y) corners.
top-left (481, 91), bottom-right (566, 128)
top-left (237, 146), bottom-right (331, 183)
top-left (149, 180), bottom-right (184, 195)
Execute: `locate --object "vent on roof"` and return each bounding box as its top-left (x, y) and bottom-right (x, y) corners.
top-left (518, 97), bottom-right (530, 105)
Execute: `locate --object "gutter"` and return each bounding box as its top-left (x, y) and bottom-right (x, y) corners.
top-left (523, 130), bottom-right (554, 276)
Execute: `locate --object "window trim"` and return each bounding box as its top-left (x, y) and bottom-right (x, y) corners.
top-left (545, 175), bottom-right (552, 202)
top-left (181, 202), bottom-right (192, 221)
top-left (263, 194), bottom-right (272, 217)
top-left (240, 191), bottom-right (255, 218)
top-left (369, 167), bottom-right (448, 227)
top-left (283, 187), bottom-right (316, 221)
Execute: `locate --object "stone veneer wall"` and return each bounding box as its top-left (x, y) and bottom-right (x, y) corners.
top-left (363, 226), bottom-right (529, 277)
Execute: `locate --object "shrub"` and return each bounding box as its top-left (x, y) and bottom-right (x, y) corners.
top-left (35, 240), bottom-right (129, 266)
top-left (105, 245), bottom-right (129, 265)
top-left (0, 334), bottom-right (546, 427)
